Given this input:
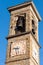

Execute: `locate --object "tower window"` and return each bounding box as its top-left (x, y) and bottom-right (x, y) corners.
top-left (15, 16), bottom-right (26, 34)
top-left (32, 29), bottom-right (35, 35)
top-left (32, 20), bottom-right (36, 35)
top-left (32, 20), bottom-right (35, 27)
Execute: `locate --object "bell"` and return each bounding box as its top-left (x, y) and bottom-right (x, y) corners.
top-left (18, 21), bottom-right (23, 28)
top-left (15, 21), bottom-right (23, 32)
top-left (15, 16), bottom-right (25, 32)
top-left (16, 16), bottom-right (23, 28)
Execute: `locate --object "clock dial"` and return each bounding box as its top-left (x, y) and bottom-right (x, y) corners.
top-left (32, 39), bottom-right (39, 63)
top-left (11, 40), bottom-right (26, 57)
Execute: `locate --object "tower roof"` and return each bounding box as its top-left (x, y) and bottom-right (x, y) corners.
top-left (8, 1), bottom-right (41, 21)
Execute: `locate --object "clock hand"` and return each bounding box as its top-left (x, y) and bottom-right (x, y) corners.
top-left (13, 47), bottom-right (20, 55)
top-left (13, 47), bottom-right (19, 49)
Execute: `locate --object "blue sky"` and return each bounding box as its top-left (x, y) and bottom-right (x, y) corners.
top-left (0, 0), bottom-right (43, 65)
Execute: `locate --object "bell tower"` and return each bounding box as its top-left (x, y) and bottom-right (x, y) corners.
top-left (6, 1), bottom-right (41, 65)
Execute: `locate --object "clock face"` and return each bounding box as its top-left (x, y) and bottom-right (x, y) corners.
top-left (32, 39), bottom-right (39, 63)
top-left (11, 40), bottom-right (26, 57)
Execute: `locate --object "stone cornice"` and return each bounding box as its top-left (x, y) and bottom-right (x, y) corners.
top-left (8, 1), bottom-right (41, 21)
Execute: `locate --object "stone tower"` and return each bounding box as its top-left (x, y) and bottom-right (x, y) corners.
top-left (6, 1), bottom-right (41, 65)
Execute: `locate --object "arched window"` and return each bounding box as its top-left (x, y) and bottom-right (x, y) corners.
top-left (15, 16), bottom-right (26, 34)
top-left (32, 20), bottom-right (35, 35)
